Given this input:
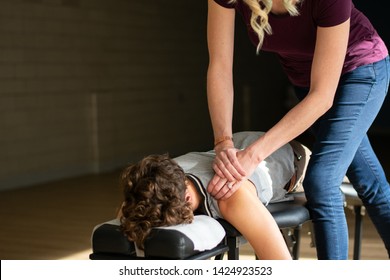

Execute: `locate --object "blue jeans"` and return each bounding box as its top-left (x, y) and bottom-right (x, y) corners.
top-left (294, 56), bottom-right (390, 259)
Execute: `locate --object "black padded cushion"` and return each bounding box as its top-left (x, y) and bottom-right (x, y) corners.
top-left (91, 223), bottom-right (136, 257)
top-left (90, 216), bottom-right (225, 260)
top-left (266, 193), bottom-right (310, 229)
top-left (90, 224), bottom-right (204, 259)
top-left (90, 222), bottom-right (199, 259)
top-left (144, 228), bottom-right (198, 259)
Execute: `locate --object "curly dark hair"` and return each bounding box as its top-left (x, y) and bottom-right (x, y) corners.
top-left (119, 154), bottom-right (194, 249)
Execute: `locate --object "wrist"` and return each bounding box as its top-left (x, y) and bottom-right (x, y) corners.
top-left (214, 135), bottom-right (233, 147)
top-left (214, 140), bottom-right (234, 152)
top-left (247, 140), bottom-right (265, 164)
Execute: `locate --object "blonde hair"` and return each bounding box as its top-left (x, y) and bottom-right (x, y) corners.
top-left (230, 0), bottom-right (300, 53)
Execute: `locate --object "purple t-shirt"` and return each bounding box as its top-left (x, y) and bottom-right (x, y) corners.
top-left (213, 0), bottom-right (388, 87)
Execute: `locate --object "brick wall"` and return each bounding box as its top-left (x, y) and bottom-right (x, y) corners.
top-left (0, 0), bottom-right (211, 190)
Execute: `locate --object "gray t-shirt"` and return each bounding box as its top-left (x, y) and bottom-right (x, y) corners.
top-left (174, 131), bottom-right (295, 219)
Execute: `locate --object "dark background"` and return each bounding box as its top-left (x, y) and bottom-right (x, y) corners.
top-left (0, 0), bottom-right (388, 191)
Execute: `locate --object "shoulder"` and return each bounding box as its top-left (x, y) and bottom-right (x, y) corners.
top-left (312, 0), bottom-right (352, 27)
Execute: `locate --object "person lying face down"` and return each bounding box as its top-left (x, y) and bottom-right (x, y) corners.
top-left (118, 131), bottom-right (309, 260)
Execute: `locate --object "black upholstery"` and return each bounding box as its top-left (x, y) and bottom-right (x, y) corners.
top-left (144, 228), bottom-right (224, 259)
top-left (90, 218), bottom-right (228, 260)
top-left (91, 223), bottom-right (135, 257)
top-left (267, 193), bottom-right (309, 229)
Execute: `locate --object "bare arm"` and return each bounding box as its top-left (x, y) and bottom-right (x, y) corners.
top-left (218, 180), bottom-right (292, 260)
top-left (206, 0), bottom-right (247, 197)
top-left (207, 0), bottom-right (246, 177)
top-left (207, 0), bottom-right (235, 144)
top-left (248, 19), bottom-right (351, 161)
top-left (212, 19), bottom-right (351, 200)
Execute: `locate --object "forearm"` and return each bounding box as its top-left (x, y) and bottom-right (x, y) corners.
top-left (206, 0), bottom-right (235, 143)
top-left (207, 65), bottom-right (234, 142)
top-left (248, 92), bottom-right (331, 163)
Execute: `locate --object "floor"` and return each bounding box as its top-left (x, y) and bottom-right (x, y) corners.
top-left (0, 172), bottom-right (123, 260)
top-left (0, 133), bottom-right (389, 260)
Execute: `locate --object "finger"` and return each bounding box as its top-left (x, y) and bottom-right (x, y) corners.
top-left (214, 156), bottom-right (238, 182)
top-left (216, 149), bottom-right (246, 181)
top-left (212, 161), bottom-right (226, 179)
top-left (207, 175), bottom-right (227, 196)
top-left (218, 181), bottom-right (241, 200)
top-left (213, 183), bottom-right (231, 200)
top-left (225, 149), bottom-right (247, 177)
top-left (214, 180), bottom-right (240, 200)
top-left (211, 177), bottom-right (228, 197)
top-left (223, 160), bottom-right (245, 181)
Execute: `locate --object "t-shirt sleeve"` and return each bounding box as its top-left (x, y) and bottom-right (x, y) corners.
top-left (213, 0), bottom-right (236, 9)
top-left (314, 0), bottom-right (352, 27)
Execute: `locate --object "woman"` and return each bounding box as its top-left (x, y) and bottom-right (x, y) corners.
top-left (206, 0), bottom-right (390, 259)
top-left (119, 131), bottom-right (309, 260)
